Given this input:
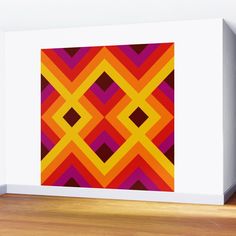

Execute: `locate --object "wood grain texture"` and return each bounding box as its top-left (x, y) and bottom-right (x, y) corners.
top-left (0, 193), bottom-right (236, 236)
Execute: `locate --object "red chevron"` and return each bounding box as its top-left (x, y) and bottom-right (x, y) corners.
top-left (41, 90), bottom-right (60, 114)
top-left (43, 47), bottom-right (102, 81)
top-left (43, 153), bottom-right (102, 187)
top-left (152, 119), bottom-right (174, 147)
top-left (85, 87), bottom-right (125, 116)
top-left (85, 119), bottom-right (125, 147)
top-left (152, 87), bottom-right (174, 115)
top-left (107, 43), bottom-right (172, 80)
top-left (41, 120), bottom-right (60, 145)
top-left (107, 155), bottom-right (172, 191)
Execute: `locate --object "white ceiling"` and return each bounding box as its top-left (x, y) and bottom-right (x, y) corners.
top-left (0, 0), bottom-right (236, 34)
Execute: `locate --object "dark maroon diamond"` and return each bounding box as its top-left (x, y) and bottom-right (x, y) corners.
top-left (130, 44), bottom-right (148, 54)
top-left (63, 108), bottom-right (81, 127)
top-left (64, 47), bottom-right (80, 57)
top-left (129, 107), bottom-right (148, 127)
top-left (130, 180), bottom-right (147, 190)
top-left (95, 143), bottom-right (114, 163)
top-left (95, 72), bottom-right (114, 91)
top-left (41, 142), bottom-right (49, 160)
top-left (164, 145), bottom-right (174, 164)
top-left (41, 75), bottom-right (49, 91)
top-left (64, 178), bottom-right (80, 187)
top-left (164, 70), bottom-right (174, 89)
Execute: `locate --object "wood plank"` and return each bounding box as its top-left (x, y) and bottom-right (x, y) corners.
top-left (0, 193), bottom-right (236, 235)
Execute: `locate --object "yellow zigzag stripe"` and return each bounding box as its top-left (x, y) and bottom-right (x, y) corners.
top-left (42, 55), bottom-right (174, 178)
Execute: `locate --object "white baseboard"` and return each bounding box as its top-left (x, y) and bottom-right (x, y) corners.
top-left (0, 185), bottom-right (7, 195)
top-left (6, 184), bottom-right (224, 205)
top-left (224, 182), bottom-right (236, 203)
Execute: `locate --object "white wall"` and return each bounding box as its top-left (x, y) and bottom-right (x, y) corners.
top-left (0, 31), bottom-right (5, 186)
top-left (5, 19), bottom-right (224, 198)
top-left (1, 0), bottom-right (236, 34)
top-left (223, 21), bottom-right (236, 192)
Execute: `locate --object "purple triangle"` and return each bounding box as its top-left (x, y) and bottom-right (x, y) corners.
top-left (158, 132), bottom-right (174, 153)
top-left (41, 84), bottom-right (54, 103)
top-left (53, 47), bottom-right (90, 69)
top-left (54, 166), bottom-right (90, 187)
top-left (90, 131), bottom-right (119, 152)
top-left (118, 44), bottom-right (160, 67)
top-left (158, 81), bottom-right (174, 102)
top-left (119, 168), bottom-right (159, 191)
top-left (90, 81), bottom-right (120, 104)
top-left (41, 132), bottom-right (54, 151)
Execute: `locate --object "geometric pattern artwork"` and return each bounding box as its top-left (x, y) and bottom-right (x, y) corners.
top-left (41, 43), bottom-right (174, 191)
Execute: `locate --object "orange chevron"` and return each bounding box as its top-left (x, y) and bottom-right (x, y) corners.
top-left (43, 153), bottom-right (103, 188)
top-left (101, 45), bottom-right (174, 92)
top-left (103, 143), bottom-right (174, 189)
top-left (43, 47), bottom-right (102, 81)
top-left (42, 142), bottom-right (105, 184)
top-left (42, 51), bottom-right (71, 93)
top-left (105, 95), bottom-right (131, 140)
top-left (146, 94), bottom-right (173, 139)
top-left (41, 90), bottom-right (60, 114)
top-left (42, 96), bottom-right (65, 139)
top-left (79, 96), bottom-right (103, 139)
top-left (138, 45), bottom-right (174, 92)
top-left (107, 155), bottom-right (172, 191)
top-left (106, 43), bottom-right (172, 79)
top-left (42, 141), bottom-right (174, 189)
top-left (42, 48), bottom-right (107, 94)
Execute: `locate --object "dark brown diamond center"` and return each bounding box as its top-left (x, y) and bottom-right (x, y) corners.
top-left (95, 72), bottom-right (114, 91)
top-left (95, 143), bottom-right (114, 163)
top-left (64, 47), bottom-right (80, 57)
top-left (129, 107), bottom-right (148, 127)
top-left (130, 44), bottom-right (148, 54)
top-left (63, 108), bottom-right (81, 127)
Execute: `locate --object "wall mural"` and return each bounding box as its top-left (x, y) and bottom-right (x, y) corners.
top-left (41, 43), bottom-right (174, 191)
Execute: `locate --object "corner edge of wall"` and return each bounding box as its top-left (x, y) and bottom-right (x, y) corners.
top-left (224, 182), bottom-right (236, 204)
top-left (0, 184), bottom-right (7, 195)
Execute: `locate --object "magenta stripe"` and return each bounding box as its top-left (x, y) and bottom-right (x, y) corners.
top-left (54, 47), bottom-right (90, 69)
top-left (159, 132), bottom-right (174, 153)
top-left (90, 82), bottom-right (119, 104)
top-left (90, 131), bottom-right (119, 152)
top-left (41, 84), bottom-right (54, 103)
top-left (119, 168), bottom-right (159, 190)
top-left (54, 166), bottom-right (90, 187)
top-left (158, 81), bottom-right (174, 102)
top-left (118, 44), bottom-right (159, 67)
top-left (41, 132), bottom-right (54, 150)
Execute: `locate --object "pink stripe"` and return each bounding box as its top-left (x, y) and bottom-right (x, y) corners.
top-left (158, 81), bottom-right (174, 102)
top-left (118, 44), bottom-right (159, 66)
top-left (41, 84), bottom-right (54, 103)
top-left (54, 166), bottom-right (90, 187)
top-left (119, 168), bottom-right (159, 190)
top-left (159, 132), bottom-right (174, 153)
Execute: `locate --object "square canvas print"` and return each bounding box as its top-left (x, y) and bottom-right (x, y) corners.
top-left (41, 43), bottom-right (174, 191)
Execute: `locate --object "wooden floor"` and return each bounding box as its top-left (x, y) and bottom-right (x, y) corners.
top-left (0, 194), bottom-right (236, 236)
